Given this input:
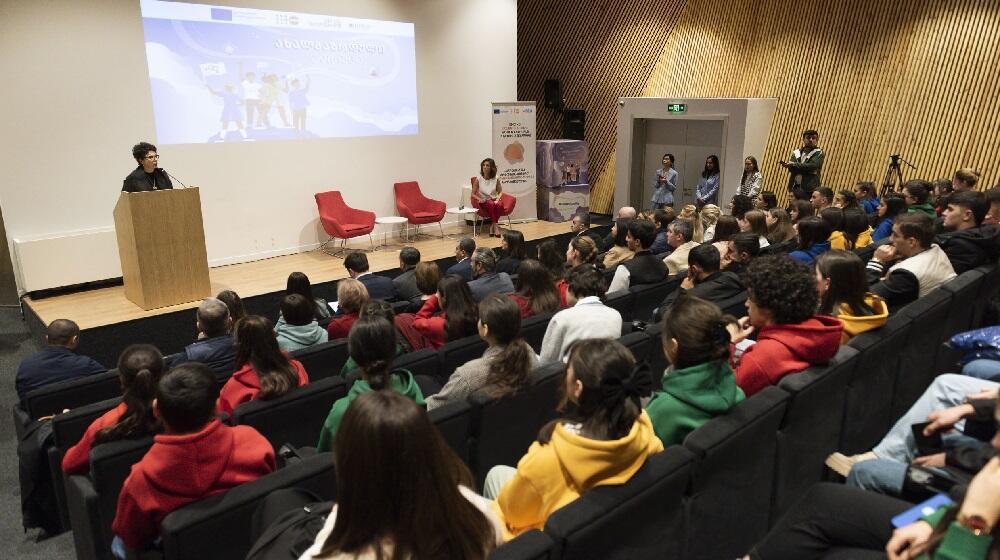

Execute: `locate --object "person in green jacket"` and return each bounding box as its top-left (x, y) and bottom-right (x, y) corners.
top-left (339, 301), bottom-right (408, 377)
top-left (645, 294), bottom-right (744, 447)
top-left (904, 180), bottom-right (938, 218)
top-left (317, 316), bottom-right (424, 452)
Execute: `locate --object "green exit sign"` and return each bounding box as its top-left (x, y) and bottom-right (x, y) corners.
top-left (667, 103), bottom-right (687, 113)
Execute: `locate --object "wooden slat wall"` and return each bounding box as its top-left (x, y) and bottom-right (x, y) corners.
top-left (518, 0), bottom-right (1000, 212)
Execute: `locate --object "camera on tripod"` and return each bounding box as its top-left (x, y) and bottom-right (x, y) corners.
top-left (881, 154), bottom-right (916, 197)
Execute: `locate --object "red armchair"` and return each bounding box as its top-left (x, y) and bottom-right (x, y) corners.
top-left (470, 176), bottom-right (517, 229)
top-left (314, 190), bottom-right (375, 257)
top-left (393, 181), bottom-right (446, 239)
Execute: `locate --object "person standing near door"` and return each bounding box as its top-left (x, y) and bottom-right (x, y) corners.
top-left (780, 129), bottom-right (824, 200)
top-left (651, 153), bottom-right (678, 210)
top-left (695, 155), bottom-right (721, 207)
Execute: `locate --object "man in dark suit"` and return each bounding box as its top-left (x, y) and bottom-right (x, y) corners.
top-left (170, 297), bottom-right (237, 379)
top-left (446, 237), bottom-right (476, 281)
top-left (16, 319), bottom-right (106, 402)
top-left (345, 252), bottom-right (395, 301)
top-left (468, 248), bottom-right (514, 303)
top-left (392, 246), bottom-right (424, 311)
top-left (570, 212), bottom-right (604, 248)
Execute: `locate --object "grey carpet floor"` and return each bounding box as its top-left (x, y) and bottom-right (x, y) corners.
top-left (0, 306), bottom-right (75, 559)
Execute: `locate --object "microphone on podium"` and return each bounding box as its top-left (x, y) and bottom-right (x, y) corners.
top-left (159, 168), bottom-right (189, 189)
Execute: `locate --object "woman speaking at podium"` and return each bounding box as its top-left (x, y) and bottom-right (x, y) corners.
top-left (471, 157), bottom-right (503, 237)
top-left (122, 141), bottom-right (173, 193)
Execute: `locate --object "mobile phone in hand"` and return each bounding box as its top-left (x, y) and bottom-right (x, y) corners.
top-left (911, 421), bottom-right (944, 455)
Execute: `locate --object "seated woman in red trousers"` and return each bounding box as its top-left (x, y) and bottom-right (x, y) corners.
top-left (472, 157), bottom-right (504, 238)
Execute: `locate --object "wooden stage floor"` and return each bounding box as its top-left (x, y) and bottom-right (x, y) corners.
top-left (24, 220), bottom-right (573, 330)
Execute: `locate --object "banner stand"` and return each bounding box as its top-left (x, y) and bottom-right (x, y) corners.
top-left (491, 102), bottom-right (537, 222)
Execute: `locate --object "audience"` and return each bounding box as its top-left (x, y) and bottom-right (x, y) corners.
top-left (414, 275), bottom-right (478, 349)
top-left (343, 252), bottom-right (394, 301)
top-left (819, 207), bottom-right (845, 250)
top-left (952, 167), bottom-right (981, 191)
top-left (679, 204), bottom-right (705, 242)
top-left (171, 298), bottom-right (237, 378)
top-left (646, 295), bottom-right (745, 446)
top-left (414, 261), bottom-right (442, 302)
top-left (788, 199), bottom-right (814, 224)
top-left (111, 363), bottom-right (275, 555)
top-left (340, 301), bottom-right (408, 375)
top-left (561, 236), bottom-right (600, 305)
top-left (326, 278), bottom-right (368, 340)
top-left (569, 211), bottom-right (604, 248)
top-left (701, 204), bottom-right (721, 242)
top-left (539, 265), bottom-right (622, 363)
top-left (391, 246), bottom-right (424, 310)
top-left (426, 295), bottom-right (537, 411)
top-left (872, 193), bottom-right (908, 241)
top-left (662, 219), bottom-right (699, 275)
top-left (603, 218), bottom-right (636, 269)
top-left (647, 208), bottom-right (675, 255)
top-left (285, 272), bottom-right (331, 320)
top-left (608, 219), bottom-right (668, 292)
top-left (216, 290), bottom-right (246, 325)
top-left (738, 209), bottom-right (771, 249)
top-left (509, 259), bottom-right (561, 318)
top-left (468, 247), bottom-right (515, 303)
top-left (722, 232), bottom-right (761, 276)
top-left (496, 230), bottom-right (526, 275)
top-left (754, 192), bottom-right (778, 212)
top-left (317, 316), bottom-right (425, 452)
top-left (985, 185), bottom-right (1000, 225)
top-left (16, 318), bottom-right (106, 402)
top-left (485, 338), bottom-right (662, 539)
top-left (936, 189), bottom-right (1000, 273)
top-left (815, 251), bottom-right (889, 343)
top-left (765, 208), bottom-right (797, 246)
top-left (810, 186), bottom-right (833, 212)
top-left (274, 294), bottom-right (328, 352)
top-left (836, 207), bottom-right (875, 251)
top-left (218, 315), bottom-right (309, 414)
top-left (535, 238), bottom-right (566, 280)
top-left (62, 344), bottom-right (164, 475)
top-left (933, 177), bottom-right (954, 216)
top-left (712, 215), bottom-right (741, 262)
top-left (301, 391), bottom-right (501, 559)
top-left (730, 194), bottom-right (754, 220)
top-left (853, 181), bottom-right (880, 214)
top-left (447, 237), bottom-right (476, 281)
top-left (904, 179), bottom-right (936, 217)
top-left (727, 255), bottom-right (842, 396)
top-left (867, 212), bottom-right (957, 309)
top-left (601, 207), bottom-right (638, 250)
top-left (789, 216), bottom-right (833, 266)
top-left (659, 243), bottom-right (745, 316)
top-left (833, 189), bottom-right (859, 210)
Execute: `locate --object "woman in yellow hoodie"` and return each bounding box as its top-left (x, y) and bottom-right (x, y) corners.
top-left (484, 338), bottom-right (663, 540)
top-left (832, 208), bottom-right (874, 251)
top-left (815, 250), bottom-right (889, 343)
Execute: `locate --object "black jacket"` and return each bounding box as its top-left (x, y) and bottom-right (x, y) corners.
top-left (122, 166), bottom-right (173, 192)
top-left (657, 270), bottom-right (745, 320)
top-left (623, 251), bottom-right (668, 287)
top-left (935, 225), bottom-right (1000, 274)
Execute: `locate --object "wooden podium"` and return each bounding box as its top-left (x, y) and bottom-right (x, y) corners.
top-left (113, 188), bottom-right (211, 310)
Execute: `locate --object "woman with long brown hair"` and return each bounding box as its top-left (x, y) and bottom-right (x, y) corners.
top-left (509, 259), bottom-right (562, 318)
top-left (303, 391), bottom-right (502, 559)
top-left (766, 208), bottom-right (797, 244)
top-left (815, 251), bottom-right (888, 343)
top-left (427, 294), bottom-right (537, 410)
top-left (218, 315), bottom-right (309, 414)
top-left (413, 275), bottom-right (479, 349)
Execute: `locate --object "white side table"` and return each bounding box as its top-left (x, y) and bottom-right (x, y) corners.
top-left (446, 206), bottom-right (480, 238)
top-left (374, 216), bottom-right (409, 249)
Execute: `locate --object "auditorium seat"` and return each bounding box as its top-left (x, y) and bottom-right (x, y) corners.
top-left (629, 276), bottom-right (682, 323)
top-left (393, 181), bottom-right (446, 238)
top-left (314, 190), bottom-right (376, 257)
top-left (289, 339), bottom-right (349, 381)
top-left (520, 312), bottom-right (553, 353)
top-left (438, 334), bottom-right (489, 380)
top-left (936, 269), bottom-right (986, 374)
top-left (618, 331), bottom-right (653, 387)
top-left (66, 437), bottom-right (155, 560)
top-left (490, 529), bottom-right (554, 560)
top-left (230, 376), bottom-right (348, 451)
top-left (891, 288), bottom-right (953, 419)
top-left (428, 400), bottom-right (473, 465)
top-left (153, 453), bottom-right (337, 560)
top-left (604, 290), bottom-right (634, 322)
top-left (393, 348), bottom-right (442, 383)
top-left (772, 346), bottom-right (858, 521)
top-left (972, 262), bottom-right (1000, 328)
top-left (544, 447), bottom-right (695, 559)
top-left (468, 362), bottom-right (564, 490)
top-left (642, 323), bottom-right (668, 382)
top-left (682, 386), bottom-right (789, 560)
top-left (15, 369), bottom-right (121, 439)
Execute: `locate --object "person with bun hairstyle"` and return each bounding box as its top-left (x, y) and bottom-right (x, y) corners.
top-left (953, 167), bottom-right (981, 192)
top-left (560, 236), bottom-right (600, 306)
top-left (815, 251), bottom-right (888, 343)
top-left (427, 295), bottom-right (537, 410)
top-left (62, 345), bottom-right (165, 475)
top-left (485, 339), bottom-right (663, 539)
top-left (218, 315), bottom-right (309, 414)
top-left (413, 275), bottom-right (478, 349)
top-left (646, 295), bottom-right (745, 446)
top-left (316, 316), bottom-right (425, 452)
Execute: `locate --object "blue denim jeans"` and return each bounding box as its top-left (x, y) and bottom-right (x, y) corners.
top-left (962, 359), bottom-right (1000, 381)
top-left (848, 431), bottom-right (988, 496)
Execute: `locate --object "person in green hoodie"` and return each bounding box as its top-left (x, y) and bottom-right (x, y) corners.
top-left (339, 301), bottom-right (408, 376)
top-left (274, 294), bottom-right (328, 353)
top-left (645, 294), bottom-right (745, 447)
top-left (904, 180), bottom-right (937, 218)
top-left (316, 316), bottom-right (424, 452)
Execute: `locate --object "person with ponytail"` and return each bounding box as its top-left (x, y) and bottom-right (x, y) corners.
top-left (413, 274), bottom-right (478, 349)
top-left (218, 315), bottom-right (309, 414)
top-left (646, 295), bottom-right (745, 446)
top-left (62, 344), bottom-right (165, 475)
top-left (484, 338), bottom-right (662, 539)
top-left (560, 235), bottom-right (600, 306)
top-left (301, 391), bottom-right (502, 559)
top-left (427, 295), bottom-right (538, 411)
top-left (316, 316), bottom-right (425, 452)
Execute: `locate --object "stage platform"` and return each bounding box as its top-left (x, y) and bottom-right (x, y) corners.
top-left (22, 220), bottom-right (598, 366)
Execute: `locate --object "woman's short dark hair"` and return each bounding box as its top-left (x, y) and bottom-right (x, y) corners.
top-left (745, 255), bottom-right (818, 325)
top-left (566, 264), bottom-right (605, 300)
top-left (235, 315), bottom-right (300, 399)
top-left (280, 294), bottom-right (315, 326)
top-left (479, 158), bottom-right (497, 180)
top-left (797, 216), bottom-right (833, 251)
top-left (94, 344), bottom-right (165, 445)
top-left (414, 262), bottom-right (442, 296)
top-left (502, 230), bottom-right (526, 259)
top-left (702, 155), bottom-right (720, 178)
top-left (515, 259), bottom-right (561, 315)
top-left (816, 250), bottom-right (875, 317)
top-left (216, 290), bottom-right (246, 324)
top-left (613, 218), bottom-right (632, 247)
top-left (438, 275), bottom-right (478, 341)
top-left (713, 215), bottom-right (740, 242)
top-left (132, 141), bottom-right (157, 163)
top-left (731, 195), bottom-right (754, 219)
top-left (662, 295), bottom-right (731, 370)
top-left (348, 316), bottom-right (398, 389)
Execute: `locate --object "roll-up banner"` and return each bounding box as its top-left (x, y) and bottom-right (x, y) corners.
top-left (491, 102), bottom-right (537, 221)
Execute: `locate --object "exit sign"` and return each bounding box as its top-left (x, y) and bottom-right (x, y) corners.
top-left (667, 103), bottom-right (687, 113)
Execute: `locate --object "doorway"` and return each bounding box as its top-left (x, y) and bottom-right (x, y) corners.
top-left (629, 119), bottom-right (725, 210)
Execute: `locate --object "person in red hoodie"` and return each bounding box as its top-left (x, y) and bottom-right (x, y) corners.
top-left (326, 278), bottom-right (368, 340)
top-left (218, 315), bottom-right (309, 415)
top-left (413, 275), bottom-right (478, 349)
top-left (727, 255), bottom-right (843, 396)
top-left (111, 362), bottom-right (275, 556)
top-left (63, 344), bottom-right (165, 475)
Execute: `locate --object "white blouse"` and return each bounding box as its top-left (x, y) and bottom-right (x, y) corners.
top-left (477, 175), bottom-right (498, 197)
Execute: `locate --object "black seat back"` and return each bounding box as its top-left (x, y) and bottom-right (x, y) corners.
top-left (159, 453), bottom-right (337, 560)
top-left (972, 263), bottom-right (1000, 327)
top-left (629, 277), bottom-right (681, 323)
top-left (893, 288), bottom-right (953, 419)
top-left (603, 290), bottom-right (634, 322)
top-left (544, 447), bottom-right (695, 560)
top-left (937, 270), bottom-right (986, 373)
top-left (394, 348), bottom-right (441, 382)
top-left (682, 386), bottom-right (789, 560)
top-left (439, 335), bottom-right (489, 380)
top-left (521, 312), bottom-right (554, 353)
top-left (468, 362), bottom-right (564, 490)
top-left (289, 339), bottom-right (349, 381)
top-left (642, 324), bottom-right (667, 383)
top-left (24, 369), bottom-right (120, 420)
top-left (429, 400), bottom-right (473, 465)
top-left (231, 376), bottom-right (347, 450)
top-left (772, 346), bottom-right (858, 521)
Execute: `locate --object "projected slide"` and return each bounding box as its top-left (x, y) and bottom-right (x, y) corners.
top-left (139, 0), bottom-right (418, 144)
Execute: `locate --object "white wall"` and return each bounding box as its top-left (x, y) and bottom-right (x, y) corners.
top-left (0, 0), bottom-right (517, 291)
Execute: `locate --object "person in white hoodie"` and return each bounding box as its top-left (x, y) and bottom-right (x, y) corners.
top-left (275, 294), bottom-right (328, 352)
